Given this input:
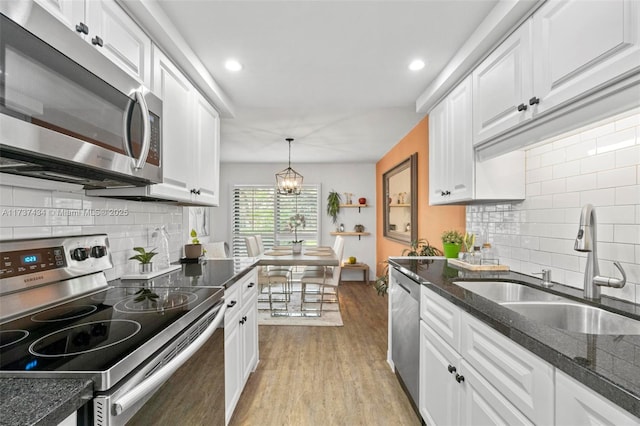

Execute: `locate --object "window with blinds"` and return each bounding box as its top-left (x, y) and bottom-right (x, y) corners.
top-left (232, 184), bottom-right (320, 257)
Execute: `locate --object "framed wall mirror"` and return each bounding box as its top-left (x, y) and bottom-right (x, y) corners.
top-left (383, 153), bottom-right (417, 244)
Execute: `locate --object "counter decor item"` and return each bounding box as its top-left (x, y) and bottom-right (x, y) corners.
top-left (327, 190), bottom-right (342, 224)
top-left (441, 229), bottom-right (463, 259)
top-left (184, 228), bottom-right (203, 259)
top-left (343, 192), bottom-right (353, 204)
top-left (358, 197), bottom-right (367, 205)
top-left (129, 247), bottom-right (157, 273)
top-left (354, 224), bottom-right (365, 232)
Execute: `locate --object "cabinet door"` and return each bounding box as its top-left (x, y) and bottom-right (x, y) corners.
top-left (459, 360), bottom-right (534, 426)
top-left (33, 0), bottom-right (85, 36)
top-left (85, 0), bottom-right (151, 87)
top-left (473, 20), bottom-right (533, 145)
top-left (192, 92), bottom-right (221, 206)
top-left (241, 297), bottom-right (258, 383)
top-left (460, 312), bottom-right (554, 425)
top-left (556, 370), bottom-right (640, 425)
top-left (224, 318), bottom-right (242, 425)
top-left (446, 75), bottom-right (473, 203)
top-left (419, 321), bottom-right (461, 426)
top-left (533, 0), bottom-right (640, 116)
top-left (151, 47), bottom-right (193, 202)
top-left (428, 99), bottom-right (449, 205)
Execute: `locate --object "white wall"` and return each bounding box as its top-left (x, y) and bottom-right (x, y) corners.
top-left (467, 109), bottom-right (640, 303)
top-left (216, 162), bottom-right (376, 281)
top-left (0, 176), bottom-right (184, 281)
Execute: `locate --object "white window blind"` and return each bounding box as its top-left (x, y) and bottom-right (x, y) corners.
top-left (232, 184), bottom-right (320, 257)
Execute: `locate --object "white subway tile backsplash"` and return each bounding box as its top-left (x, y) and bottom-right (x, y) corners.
top-left (597, 127), bottom-right (636, 153)
top-left (580, 188), bottom-right (616, 206)
top-left (13, 188), bottom-right (52, 208)
top-left (468, 111), bottom-right (640, 304)
top-left (615, 145), bottom-right (640, 168)
top-left (0, 186), bottom-right (13, 205)
top-left (614, 224), bottom-right (640, 244)
top-left (615, 185), bottom-right (640, 205)
top-left (566, 173), bottom-right (597, 192)
top-left (0, 228), bottom-right (13, 240)
top-left (566, 139), bottom-right (597, 161)
top-left (581, 122), bottom-right (615, 142)
top-left (597, 167), bottom-right (637, 189)
top-left (580, 151), bottom-right (616, 174)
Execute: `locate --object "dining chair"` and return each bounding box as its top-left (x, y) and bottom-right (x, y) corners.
top-left (301, 235), bottom-right (344, 308)
top-left (245, 236), bottom-right (290, 314)
top-left (202, 241), bottom-right (229, 258)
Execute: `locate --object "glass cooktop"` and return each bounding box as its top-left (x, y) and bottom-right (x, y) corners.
top-left (0, 284), bottom-right (223, 374)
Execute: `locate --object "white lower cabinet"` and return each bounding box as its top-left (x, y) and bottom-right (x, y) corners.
top-left (419, 284), bottom-right (640, 425)
top-left (555, 370), bottom-right (640, 426)
top-left (420, 286), bottom-right (553, 425)
top-left (225, 268), bottom-right (259, 425)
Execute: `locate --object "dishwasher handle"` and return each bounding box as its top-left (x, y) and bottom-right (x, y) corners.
top-left (112, 302), bottom-right (227, 415)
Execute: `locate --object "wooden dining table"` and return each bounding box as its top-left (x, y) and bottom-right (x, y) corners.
top-left (256, 247), bottom-right (339, 316)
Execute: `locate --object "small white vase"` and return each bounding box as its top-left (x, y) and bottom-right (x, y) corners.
top-left (292, 242), bottom-right (302, 254)
top-left (139, 263), bottom-right (153, 274)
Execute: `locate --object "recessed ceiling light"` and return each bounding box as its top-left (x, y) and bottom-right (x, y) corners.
top-left (225, 59), bottom-right (243, 72)
top-left (409, 59), bottom-right (425, 71)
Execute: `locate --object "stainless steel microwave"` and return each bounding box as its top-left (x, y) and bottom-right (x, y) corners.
top-left (0, 9), bottom-right (162, 188)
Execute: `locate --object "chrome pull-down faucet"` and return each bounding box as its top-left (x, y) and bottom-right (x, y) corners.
top-left (574, 204), bottom-right (627, 300)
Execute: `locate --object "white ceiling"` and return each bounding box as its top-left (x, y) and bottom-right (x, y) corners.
top-left (155, 0), bottom-right (499, 163)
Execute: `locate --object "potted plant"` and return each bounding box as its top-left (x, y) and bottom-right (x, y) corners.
top-left (184, 228), bottom-right (203, 259)
top-left (129, 247), bottom-right (158, 273)
top-left (441, 229), bottom-right (464, 259)
top-left (402, 239), bottom-right (443, 257)
top-left (326, 190), bottom-right (342, 224)
top-left (288, 213), bottom-right (305, 253)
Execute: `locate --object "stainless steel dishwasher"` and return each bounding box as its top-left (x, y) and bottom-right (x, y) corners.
top-left (390, 267), bottom-right (420, 412)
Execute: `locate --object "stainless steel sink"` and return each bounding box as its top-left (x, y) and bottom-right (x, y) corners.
top-left (455, 280), bottom-right (640, 335)
top-left (501, 301), bottom-right (640, 335)
top-left (455, 281), bottom-right (565, 303)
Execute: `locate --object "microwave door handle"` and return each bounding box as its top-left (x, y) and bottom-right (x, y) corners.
top-left (112, 303), bottom-right (227, 416)
top-left (132, 90), bottom-right (151, 170)
top-left (121, 98), bottom-right (135, 159)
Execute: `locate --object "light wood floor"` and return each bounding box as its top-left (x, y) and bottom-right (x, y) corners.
top-left (229, 281), bottom-right (421, 426)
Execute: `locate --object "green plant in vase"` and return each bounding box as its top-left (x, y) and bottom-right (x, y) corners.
top-left (129, 247), bottom-right (157, 273)
top-left (184, 228), bottom-right (203, 259)
top-left (441, 229), bottom-right (464, 259)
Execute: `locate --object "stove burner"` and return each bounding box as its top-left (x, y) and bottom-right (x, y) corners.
top-left (113, 290), bottom-right (198, 314)
top-left (0, 330), bottom-right (29, 348)
top-left (31, 305), bottom-right (98, 322)
top-left (29, 320), bottom-right (141, 357)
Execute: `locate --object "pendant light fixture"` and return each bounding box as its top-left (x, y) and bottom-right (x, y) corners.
top-left (275, 138), bottom-right (304, 195)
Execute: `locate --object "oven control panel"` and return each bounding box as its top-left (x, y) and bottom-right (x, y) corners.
top-left (0, 234), bottom-right (112, 296)
top-left (1, 246), bottom-right (67, 279)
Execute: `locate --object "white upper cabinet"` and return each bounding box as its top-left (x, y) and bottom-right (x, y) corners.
top-left (532, 0), bottom-right (640, 115)
top-left (34, 0), bottom-right (151, 87)
top-left (152, 46), bottom-right (194, 201)
top-left (192, 91), bottom-right (221, 206)
top-left (472, 0), bottom-right (640, 147)
top-left (473, 20), bottom-right (533, 145)
top-left (429, 76), bottom-right (474, 204)
top-left (429, 75), bottom-right (524, 205)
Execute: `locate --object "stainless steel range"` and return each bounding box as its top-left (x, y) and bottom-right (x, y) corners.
top-left (0, 235), bottom-right (226, 425)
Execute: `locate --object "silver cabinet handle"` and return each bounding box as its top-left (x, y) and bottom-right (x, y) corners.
top-left (112, 303), bottom-right (227, 415)
top-left (121, 90), bottom-right (151, 170)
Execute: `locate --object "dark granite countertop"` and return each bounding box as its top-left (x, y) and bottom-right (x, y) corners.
top-left (0, 378), bottom-right (92, 426)
top-left (389, 257), bottom-right (640, 418)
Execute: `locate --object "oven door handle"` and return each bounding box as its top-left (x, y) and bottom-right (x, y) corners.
top-left (112, 303), bottom-right (227, 416)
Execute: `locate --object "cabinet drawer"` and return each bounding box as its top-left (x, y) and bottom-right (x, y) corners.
top-left (241, 268), bottom-right (258, 303)
top-left (224, 283), bottom-right (242, 327)
top-left (421, 286), bottom-right (460, 350)
top-left (460, 312), bottom-right (554, 426)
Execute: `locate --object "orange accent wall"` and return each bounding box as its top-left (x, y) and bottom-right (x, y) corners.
top-left (375, 115), bottom-right (466, 276)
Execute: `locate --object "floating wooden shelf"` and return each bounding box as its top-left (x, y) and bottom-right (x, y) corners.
top-left (389, 204), bottom-right (411, 207)
top-left (330, 231), bottom-right (371, 240)
top-left (340, 204), bottom-right (368, 212)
